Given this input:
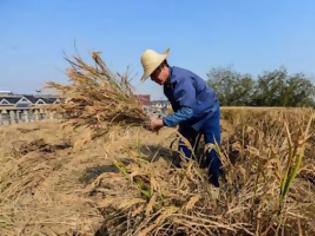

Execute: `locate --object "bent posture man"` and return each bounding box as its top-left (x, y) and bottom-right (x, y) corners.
top-left (140, 48), bottom-right (222, 187)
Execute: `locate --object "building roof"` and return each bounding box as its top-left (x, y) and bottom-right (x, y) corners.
top-left (0, 93), bottom-right (60, 106)
top-left (42, 97), bottom-right (58, 104)
top-left (24, 95), bottom-right (39, 104)
top-left (1, 97), bottom-right (21, 104)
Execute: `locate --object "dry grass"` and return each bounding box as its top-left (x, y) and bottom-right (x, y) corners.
top-left (87, 109), bottom-right (315, 236)
top-left (0, 108), bottom-right (314, 235)
top-left (46, 52), bottom-right (148, 133)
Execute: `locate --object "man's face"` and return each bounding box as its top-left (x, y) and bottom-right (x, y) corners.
top-left (150, 64), bottom-right (169, 85)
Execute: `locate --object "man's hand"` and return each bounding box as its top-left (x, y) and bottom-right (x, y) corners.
top-left (145, 117), bottom-right (164, 132)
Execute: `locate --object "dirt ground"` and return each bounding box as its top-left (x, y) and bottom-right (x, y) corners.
top-left (0, 120), bottom-right (177, 235)
top-left (0, 109), bottom-right (314, 235)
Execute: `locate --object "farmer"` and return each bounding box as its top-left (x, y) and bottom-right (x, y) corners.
top-left (140, 48), bottom-right (223, 187)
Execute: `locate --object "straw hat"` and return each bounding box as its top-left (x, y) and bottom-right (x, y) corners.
top-left (140, 48), bottom-right (170, 81)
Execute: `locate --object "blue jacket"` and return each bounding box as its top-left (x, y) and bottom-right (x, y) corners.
top-left (163, 66), bottom-right (219, 131)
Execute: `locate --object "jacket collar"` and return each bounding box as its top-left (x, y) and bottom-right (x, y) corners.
top-left (164, 66), bottom-right (174, 88)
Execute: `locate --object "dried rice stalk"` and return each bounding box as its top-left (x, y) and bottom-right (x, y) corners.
top-left (85, 110), bottom-right (315, 236)
top-left (46, 52), bottom-right (148, 132)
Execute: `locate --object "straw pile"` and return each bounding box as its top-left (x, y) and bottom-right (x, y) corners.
top-left (46, 52), bottom-right (148, 132)
top-left (0, 109), bottom-right (314, 235)
top-left (86, 109), bottom-right (315, 235)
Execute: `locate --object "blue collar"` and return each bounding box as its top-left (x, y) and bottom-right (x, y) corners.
top-left (165, 66), bottom-right (174, 85)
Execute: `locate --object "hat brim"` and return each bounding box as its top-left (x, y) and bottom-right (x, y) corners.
top-left (140, 48), bottom-right (170, 82)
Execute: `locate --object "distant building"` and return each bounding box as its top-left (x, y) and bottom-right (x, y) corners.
top-left (150, 100), bottom-right (170, 109)
top-left (136, 95), bottom-right (151, 106)
top-left (0, 92), bottom-right (61, 125)
top-left (0, 93), bottom-right (60, 108)
top-left (0, 91), bottom-right (14, 96)
top-left (143, 100), bottom-right (171, 118)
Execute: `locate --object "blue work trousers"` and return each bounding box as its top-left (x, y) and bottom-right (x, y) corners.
top-left (178, 108), bottom-right (222, 187)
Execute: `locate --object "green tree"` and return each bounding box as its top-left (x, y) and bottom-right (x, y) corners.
top-left (282, 73), bottom-right (315, 107)
top-left (207, 67), bottom-right (315, 107)
top-left (207, 67), bottom-right (255, 106)
top-left (252, 68), bottom-right (287, 106)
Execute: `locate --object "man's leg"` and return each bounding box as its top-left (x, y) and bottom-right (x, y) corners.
top-left (203, 108), bottom-right (223, 187)
top-left (178, 126), bottom-right (198, 160)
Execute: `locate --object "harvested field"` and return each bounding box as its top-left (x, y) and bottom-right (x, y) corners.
top-left (1, 53), bottom-right (314, 235)
top-left (0, 107), bottom-right (314, 235)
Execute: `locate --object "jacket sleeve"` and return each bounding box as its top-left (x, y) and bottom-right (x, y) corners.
top-left (163, 107), bottom-right (194, 127)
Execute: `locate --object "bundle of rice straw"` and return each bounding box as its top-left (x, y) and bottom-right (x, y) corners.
top-left (46, 52), bottom-right (149, 132)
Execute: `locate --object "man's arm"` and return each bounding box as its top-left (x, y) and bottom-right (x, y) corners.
top-left (163, 107), bottom-right (193, 127)
top-left (147, 78), bottom-right (196, 131)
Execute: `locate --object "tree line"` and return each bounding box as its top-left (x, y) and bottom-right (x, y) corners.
top-left (207, 67), bottom-right (315, 107)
